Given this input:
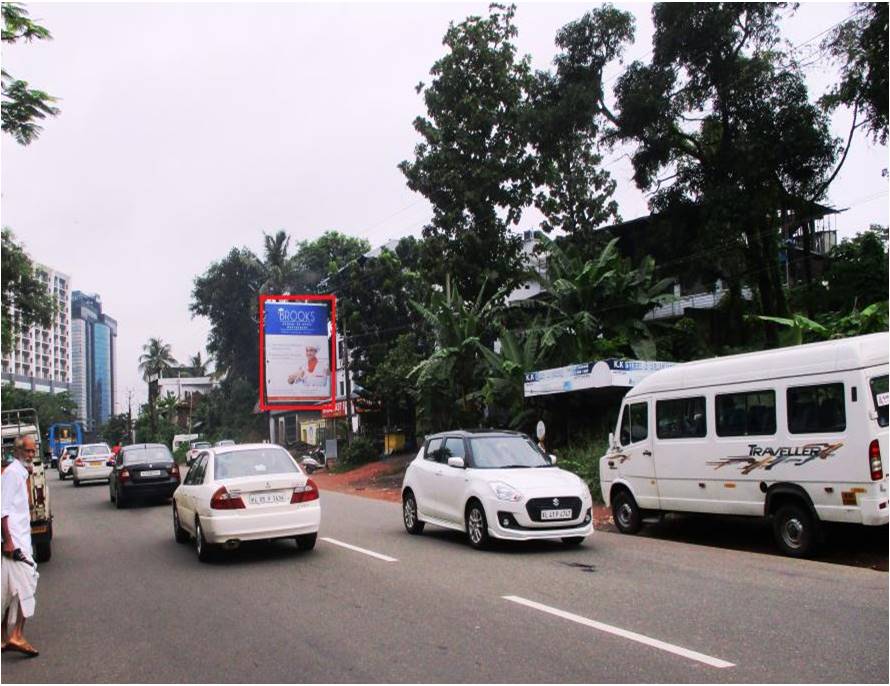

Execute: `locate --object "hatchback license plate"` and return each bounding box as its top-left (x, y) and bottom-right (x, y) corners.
top-left (248, 492), bottom-right (287, 506)
top-left (541, 508), bottom-right (573, 521)
top-left (89, 462), bottom-right (105, 469)
top-left (141, 470), bottom-right (161, 477)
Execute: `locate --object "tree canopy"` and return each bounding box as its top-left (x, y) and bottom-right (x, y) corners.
top-left (1, 228), bottom-right (55, 355)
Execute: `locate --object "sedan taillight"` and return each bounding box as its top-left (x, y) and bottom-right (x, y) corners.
top-left (211, 486), bottom-right (245, 510)
top-left (291, 479), bottom-right (319, 504)
top-left (119, 469), bottom-right (130, 482)
top-left (169, 464), bottom-right (180, 482)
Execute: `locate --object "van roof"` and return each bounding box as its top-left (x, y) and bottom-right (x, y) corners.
top-left (626, 332), bottom-right (889, 398)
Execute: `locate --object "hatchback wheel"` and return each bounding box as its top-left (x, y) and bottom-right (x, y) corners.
top-left (173, 504), bottom-right (189, 544)
top-left (465, 501), bottom-right (490, 550)
top-left (402, 491), bottom-right (424, 535)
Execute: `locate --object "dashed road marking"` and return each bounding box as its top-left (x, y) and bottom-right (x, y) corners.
top-left (502, 595), bottom-right (734, 669)
top-left (321, 537), bottom-right (398, 562)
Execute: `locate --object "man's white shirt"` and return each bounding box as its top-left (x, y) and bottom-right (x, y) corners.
top-left (1, 459), bottom-right (32, 559)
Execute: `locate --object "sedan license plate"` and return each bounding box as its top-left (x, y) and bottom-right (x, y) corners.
top-left (541, 508), bottom-right (573, 521)
top-left (141, 470), bottom-right (162, 477)
top-left (248, 492), bottom-right (287, 506)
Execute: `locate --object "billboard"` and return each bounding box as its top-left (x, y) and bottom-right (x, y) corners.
top-left (259, 295), bottom-right (336, 411)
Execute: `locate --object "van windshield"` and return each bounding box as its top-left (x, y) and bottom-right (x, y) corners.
top-left (870, 375), bottom-right (888, 427)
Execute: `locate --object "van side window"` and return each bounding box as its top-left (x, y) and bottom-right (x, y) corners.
top-left (716, 390), bottom-right (776, 436)
top-left (656, 397), bottom-right (707, 439)
top-left (787, 383), bottom-right (846, 434)
top-left (870, 376), bottom-right (888, 428)
top-left (619, 402), bottom-right (648, 445)
top-left (425, 438), bottom-right (443, 462)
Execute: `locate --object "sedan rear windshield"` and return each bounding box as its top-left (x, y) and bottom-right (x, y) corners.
top-left (124, 448), bottom-right (173, 465)
top-left (81, 444), bottom-right (110, 456)
top-left (213, 449), bottom-right (299, 480)
top-left (870, 375), bottom-right (888, 427)
top-left (469, 436), bottom-right (550, 469)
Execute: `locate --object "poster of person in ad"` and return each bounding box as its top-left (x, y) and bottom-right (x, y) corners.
top-left (263, 300), bottom-right (333, 404)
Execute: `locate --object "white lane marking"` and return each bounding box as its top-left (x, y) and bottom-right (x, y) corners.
top-left (503, 595), bottom-right (734, 669)
top-left (321, 537), bottom-right (398, 562)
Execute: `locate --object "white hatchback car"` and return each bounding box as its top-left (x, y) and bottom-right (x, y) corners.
top-left (72, 443), bottom-right (115, 486)
top-left (172, 443), bottom-right (321, 561)
top-left (401, 430), bottom-right (594, 549)
top-left (58, 444), bottom-right (79, 480)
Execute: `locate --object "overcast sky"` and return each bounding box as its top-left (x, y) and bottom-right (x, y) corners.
top-left (2, 2), bottom-right (887, 410)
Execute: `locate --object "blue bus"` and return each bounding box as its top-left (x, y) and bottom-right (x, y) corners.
top-left (47, 422), bottom-right (84, 468)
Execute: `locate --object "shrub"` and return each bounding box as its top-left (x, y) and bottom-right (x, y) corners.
top-left (339, 436), bottom-right (378, 467)
top-left (556, 435), bottom-right (608, 504)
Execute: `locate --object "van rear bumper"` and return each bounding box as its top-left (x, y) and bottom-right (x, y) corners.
top-left (859, 496), bottom-right (889, 526)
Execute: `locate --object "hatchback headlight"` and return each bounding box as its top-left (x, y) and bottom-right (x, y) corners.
top-left (490, 481), bottom-right (522, 502)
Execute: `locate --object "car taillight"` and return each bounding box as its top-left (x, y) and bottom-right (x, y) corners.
top-left (75, 458), bottom-right (84, 467)
top-left (869, 440), bottom-right (883, 481)
top-left (291, 478), bottom-right (319, 504)
top-left (211, 486), bottom-right (245, 510)
top-left (119, 469), bottom-right (130, 482)
top-left (169, 464), bottom-right (180, 482)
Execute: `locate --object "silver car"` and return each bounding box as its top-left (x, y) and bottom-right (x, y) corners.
top-left (72, 443), bottom-right (114, 486)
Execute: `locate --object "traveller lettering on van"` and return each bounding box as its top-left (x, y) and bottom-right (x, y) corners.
top-left (707, 442), bottom-right (843, 474)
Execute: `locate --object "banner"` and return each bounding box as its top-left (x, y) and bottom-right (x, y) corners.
top-left (261, 297), bottom-right (335, 409)
top-left (523, 358), bottom-right (675, 398)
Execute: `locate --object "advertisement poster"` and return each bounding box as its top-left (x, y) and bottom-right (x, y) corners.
top-left (262, 300), bottom-right (334, 406)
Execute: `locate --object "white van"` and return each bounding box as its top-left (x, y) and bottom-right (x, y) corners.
top-left (600, 332), bottom-right (888, 557)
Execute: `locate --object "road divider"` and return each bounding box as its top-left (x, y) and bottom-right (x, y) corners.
top-left (502, 595), bottom-right (734, 669)
top-left (321, 537), bottom-right (398, 562)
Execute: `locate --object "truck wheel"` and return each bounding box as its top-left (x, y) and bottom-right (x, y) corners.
top-left (772, 503), bottom-right (819, 558)
top-left (612, 490), bottom-right (643, 534)
top-left (34, 540), bottom-right (51, 563)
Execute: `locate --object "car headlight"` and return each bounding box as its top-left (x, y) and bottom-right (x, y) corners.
top-left (490, 481), bottom-right (522, 502)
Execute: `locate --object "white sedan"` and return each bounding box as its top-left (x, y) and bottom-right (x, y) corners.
top-left (172, 443), bottom-right (321, 561)
top-left (401, 430), bottom-right (594, 549)
top-left (72, 443), bottom-right (115, 486)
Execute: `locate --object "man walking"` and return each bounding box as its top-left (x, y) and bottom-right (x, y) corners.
top-left (1, 435), bottom-right (40, 657)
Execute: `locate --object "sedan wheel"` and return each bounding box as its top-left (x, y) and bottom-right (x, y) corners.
top-left (195, 519), bottom-right (214, 562)
top-left (173, 504), bottom-right (189, 544)
top-left (465, 502), bottom-right (490, 550)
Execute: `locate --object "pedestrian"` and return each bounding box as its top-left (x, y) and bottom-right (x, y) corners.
top-left (1, 435), bottom-right (40, 658)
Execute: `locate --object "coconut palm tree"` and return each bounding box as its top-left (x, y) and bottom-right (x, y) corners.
top-left (188, 352), bottom-right (208, 376)
top-left (261, 230), bottom-right (294, 294)
top-left (138, 337), bottom-right (177, 435)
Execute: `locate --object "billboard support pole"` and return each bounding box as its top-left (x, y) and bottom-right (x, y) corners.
top-left (342, 315), bottom-right (353, 446)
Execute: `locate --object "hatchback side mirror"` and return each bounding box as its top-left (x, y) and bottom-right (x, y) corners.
top-left (447, 456), bottom-right (465, 469)
top-left (549, 454), bottom-right (557, 465)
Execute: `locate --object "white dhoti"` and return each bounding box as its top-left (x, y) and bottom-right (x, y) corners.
top-left (1, 557), bottom-right (39, 624)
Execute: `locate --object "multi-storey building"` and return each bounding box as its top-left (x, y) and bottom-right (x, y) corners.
top-left (70, 291), bottom-right (118, 432)
top-left (1, 264), bottom-right (72, 394)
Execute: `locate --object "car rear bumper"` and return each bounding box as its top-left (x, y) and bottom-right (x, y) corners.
top-left (202, 504), bottom-right (321, 543)
top-left (859, 496), bottom-right (889, 526)
top-left (120, 479), bottom-right (179, 498)
top-left (74, 466), bottom-right (112, 481)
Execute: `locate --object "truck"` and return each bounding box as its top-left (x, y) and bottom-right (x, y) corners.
top-left (47, 421), bottom-right (84, 468)
top-left (1, 408), bottom-right (54, 562)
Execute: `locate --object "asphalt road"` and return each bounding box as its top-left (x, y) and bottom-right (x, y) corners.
top-left (3, 471), bottom-right (887, 683)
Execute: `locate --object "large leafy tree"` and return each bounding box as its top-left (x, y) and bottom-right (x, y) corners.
top-left (609, 3), bottom-right (839, 345)
top-left (1, 228), bottom-right (54, 354)
top-left (821, 2), bottom-right (888, 145)
top-left (1, 3), bottom-right (60, 145)
top-left (1, 383), bottom-right (78, 444)
top-left (399, 4), bottom-right (535, 299)
top-left (293, 231), bottom-right (369, 293)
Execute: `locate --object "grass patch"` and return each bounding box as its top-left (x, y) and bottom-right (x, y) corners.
top-left (556, 435), bottom-right (608, 504)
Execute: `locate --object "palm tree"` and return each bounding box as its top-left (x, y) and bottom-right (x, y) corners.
top-left (188, 352), bottom-right (208, 376)
top-left (261, 230), bottom-right (294, 294)
top-left (138, 337), bottom-right (177, 435)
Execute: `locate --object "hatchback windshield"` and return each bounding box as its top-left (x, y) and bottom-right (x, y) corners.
top-left (213, 449), bottom-right (299, 480)
top-left (469, 436), bottom-right (551, 469)
top-left (124, 447), bottom-right (173, 465)
top-left (870, 375), bottom-right (888, 427)
top-left (81, 444), bottom-right (110, 456)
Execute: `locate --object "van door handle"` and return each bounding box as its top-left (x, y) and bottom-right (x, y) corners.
top-left (642, 450), bottom-right (652, 456)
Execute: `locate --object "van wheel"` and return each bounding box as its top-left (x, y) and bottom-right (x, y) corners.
top-left (612, 490), bottom-right (642, 534)
top-left (772, 503), bottom-right (819, 558)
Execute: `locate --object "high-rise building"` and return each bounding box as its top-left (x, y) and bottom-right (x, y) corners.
top-left (1, 264), bottom-right (72, 394)
top-left (70, 291), bottom-right (117, 431)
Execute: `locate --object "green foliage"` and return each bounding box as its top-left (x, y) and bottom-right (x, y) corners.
top-left (1, 228), bottom-right (55, 355)
top-left (821, 2), bottom-right (888, 145)
top-left (138, 338), bottom-right (177, 382)
top-left (172, 443), bottom-right (189, 465)
top-left (1, 383), bottom-right (79, 445)
top-left (339, 436), bottom-right (378, 467)
top-left (811, 226), bottom-right (889, 314)
top-left (554, 435), bottom-right (608, 503)
top-left (99, 413), bottom-right (130, 446)
top-left (190, 378), bottom-right (265, 444)
top-left (1, 3), bottom-right (60, 145)
top-left (756, 301), bottom-right (889, 346)
top-left (477, 328), bottom-right (546, 431)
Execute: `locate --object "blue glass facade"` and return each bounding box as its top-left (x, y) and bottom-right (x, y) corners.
top-left (93, 323), bottom-right (112, 426)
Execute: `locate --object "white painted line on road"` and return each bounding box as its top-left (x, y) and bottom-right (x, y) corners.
top-left (321, 537), bottom-right (398, 562)
top-left (502, 595), bottom-right (734, 669)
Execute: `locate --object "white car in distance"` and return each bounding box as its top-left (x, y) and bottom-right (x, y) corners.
top-left (401, 430), bottom-right (594, 549)
top-left (58, 444), bottom-right (79, 480)
top-left (72, 443), bottom-right (115, 486)
top-left (186, 441), bottom-right (211, 465)
top-left (172, 443), bottom-right (321, 561)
